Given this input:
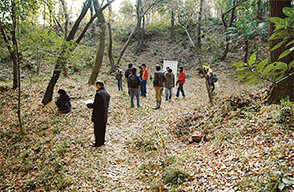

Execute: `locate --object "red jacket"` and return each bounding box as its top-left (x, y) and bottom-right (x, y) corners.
top-left (142, 68), bottom-right (149, 80)
top-left (177, 71), bottom-right (185, 84)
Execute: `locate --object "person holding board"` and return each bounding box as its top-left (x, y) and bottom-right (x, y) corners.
top-left (87, 82), bottom-right (110, 147)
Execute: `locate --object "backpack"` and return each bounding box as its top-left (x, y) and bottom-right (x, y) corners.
top-left (128, 74), bottom-right (140, 88)
top-left (115, 70), bottom-right (123, 80)
top-left (213, 74), bottom-right (218, 82)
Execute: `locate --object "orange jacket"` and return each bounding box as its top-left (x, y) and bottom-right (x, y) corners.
top-left (142, 68), bottom-right (149, 80)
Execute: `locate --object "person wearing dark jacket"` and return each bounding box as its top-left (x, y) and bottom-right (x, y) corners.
top-left (87, 82), bottom-right (110, 147)
top-left (125, 63), bottom-right (133, 95)
top-left (127, 67), bottom-right (141, 108)
top-left (55, 89), bottom-right (71, 113)
top-left (115, 65), bottom-right (123, 91)
top-left (164, 69), bottom-right (175, 101)
top-left (125, 63), bottom-right (133, 79)
top-left (153, 65), bottom-right (165, 109)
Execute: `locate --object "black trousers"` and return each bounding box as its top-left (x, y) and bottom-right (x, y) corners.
top-left (93, 121), bottom-right (107, 145)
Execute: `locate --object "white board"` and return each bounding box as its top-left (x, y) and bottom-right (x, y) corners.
top-left (163, 60), bottom-right (178, 84)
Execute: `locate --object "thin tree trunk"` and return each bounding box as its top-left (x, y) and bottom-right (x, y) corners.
top-left (117, 0), bottom-right (141, 65)
top-left (42, 0), bottom-right (115, 105)
top-left (107, 0), bottom-right (115, 72)
top-left (0, 27), bottom-right (18, 89)
top-left (196, 0), bottom-right (204, 50)
top-left (107, 22), bottom-right (115, 71)
top-left (243, 38), bottom-right (249, 63)
top-left (88, 0), bottom-right (107, 85)
top-left (170, 9), bottom-right (175, 39)
top-left (11, 0), bottom-right (22, 131)
top-left (59, 0), bottom-right (69, 38)
top-left (220, 0), bottom-right (243, 61)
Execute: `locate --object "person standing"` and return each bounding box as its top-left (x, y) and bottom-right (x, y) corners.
top-left (87, 82), bottom-right (110, 147)
top-left (141, 63), bottom-right (149, 97)
top-left (127, 67), bottom-right (141, 108)
top-left (207, 69), bottom-right (218, 93)
top-left (164, 68), bottom-right (175, 101)
top-left (125, 63), bottom-right (133, 95)
top-left (138, 66), bottom-right (144, 96)
top-left (115, 65), bottom-right (123, 91)
top-left (153, 65), bottom-right (165, 109)
top-left (176, 67), bottom-right (186, 98)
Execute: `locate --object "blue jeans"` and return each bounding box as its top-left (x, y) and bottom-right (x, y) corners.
top-left (176, 84), bottom-right (185, 97)
top-left (141, 80), bottom-right (147, 96)
top-left (130, 88), bottom-right (140, 107)
top-left (117, 79), bottom-right (123, 91)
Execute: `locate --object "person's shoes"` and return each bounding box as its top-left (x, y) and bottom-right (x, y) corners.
top-left (137, 105), bottom-right (141, 108)
top-left (92, 143), bottom-right (103, 147)
top-left (131, 105), bottom-right (135, 108)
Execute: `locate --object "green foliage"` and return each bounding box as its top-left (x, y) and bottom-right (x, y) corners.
top-left (232, 53), bottom-right (288, 83)
top-left (232, 7), bottom-right (294, 84)
top-left (269, 7), bottom-right (294, 60)
top-left (164, 168), bottom-right (190, 185)
top-left (20, 23), bottom-right (64, 73)
top-left (276, 97), bottom-right (293, 125)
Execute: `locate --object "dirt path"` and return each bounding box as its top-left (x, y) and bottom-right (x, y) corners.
top-left (58, 72), bottom-right (256, 191)
top-left (0, 71), bottom-right (259, 191)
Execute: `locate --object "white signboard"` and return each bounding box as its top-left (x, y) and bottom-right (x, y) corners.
top-left (163, 60), bottom-right (178, 84)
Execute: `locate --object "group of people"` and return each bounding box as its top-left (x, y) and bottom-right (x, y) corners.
top-left (55, 64), bottom-right (218, 147)
top-left (114, 63), bottom-right (186, 109)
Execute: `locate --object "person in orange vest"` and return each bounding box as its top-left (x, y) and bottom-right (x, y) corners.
top-left (176, 67), bottom-right (185, 98)
top-left (141, 63), bottom-right (149, 97)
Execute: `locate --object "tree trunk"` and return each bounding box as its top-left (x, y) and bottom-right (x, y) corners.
top-left (107, 22), bottom-right (115, 71)
top-left (0, 27), bottom-right (19, 89)
top-left (268, 0), bottom-right (293, 104)
top-left (243, 38), bottom-right (249, 63)
top-left (88, 0), bottom-right (107, 85)
top-left (42, 0), bottom-right (92, 105)
top-left (11, 0), bottom-right (22, 131)
top-left (269, 0), bottom-right (292, 64)
top-left (170, 9), bottom-right (175, 39)
top-left (221, 0), bottom-right (239, 61)
top-left (117, 0), bottom-right (141, 65)
top-left (196, 0), bottom-right (204, 50)
top-left (257, 0), bottom-right (263, 21)
top-left (59, 0), bottom-right (69, 38)
top-left (136, 0), bottom-right (142, 53)
top-left (267, 74), bottom-right (294, 104)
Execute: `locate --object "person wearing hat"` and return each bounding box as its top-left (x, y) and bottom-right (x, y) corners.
top-left (87, 81), bottom-right (111, 147)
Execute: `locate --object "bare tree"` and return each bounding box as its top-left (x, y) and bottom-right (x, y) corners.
top-left (88, 0), bottom-right (107, 85)
top-left (220, 0), bottom-right (246, 61)
top-left (42, 0), bottom-right (115, 105)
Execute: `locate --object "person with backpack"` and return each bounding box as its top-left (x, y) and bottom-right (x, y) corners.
top-left (125, 63), bottom-right (133, 95)
top-left (87, 82), bottom-right (110, 147)
top-left (55, 89), bottom-right (71, 113)
top-left (207, 69), bottom-right (218, 93)
top-left (176, 67), bottom-right (186, 98)
top-left (141, 63), bottom-right (149, 97)
top-left (153, 65), bottom-right (166, 109)
top-left (164, 68), bottom-right (175, 101)
top-left (115, 65), bottom-right (123, 91)
top-left (127, 67), bottom-right (141, 108)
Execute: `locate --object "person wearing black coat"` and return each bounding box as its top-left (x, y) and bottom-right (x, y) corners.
top-left (55, 89), bottom-right (71, 113)
top-left (87, 82), bottom-right (110, 147)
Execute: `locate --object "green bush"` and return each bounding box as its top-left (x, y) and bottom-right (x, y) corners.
top-left (277, 97), bottom-right (293, 125)
top-left (164, 168), bottom-right (190, 185)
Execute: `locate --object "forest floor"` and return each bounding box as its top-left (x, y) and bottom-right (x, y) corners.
top-left (1, 68), bottom-right (293, 191)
